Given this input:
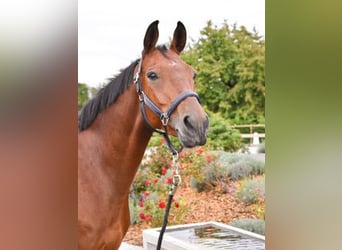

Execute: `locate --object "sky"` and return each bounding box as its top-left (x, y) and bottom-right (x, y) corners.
top-left (78, 0), bottom-right (264, 87)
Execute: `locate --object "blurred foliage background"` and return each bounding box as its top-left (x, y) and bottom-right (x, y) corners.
top-left (78, 20), bottom-right (265, 151)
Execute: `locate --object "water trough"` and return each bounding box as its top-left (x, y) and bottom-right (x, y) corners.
top-left (143, 221), bottom-right (265, 250)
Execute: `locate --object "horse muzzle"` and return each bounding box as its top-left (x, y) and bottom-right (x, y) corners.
top-left (175, 114), bottom-right (209, 148)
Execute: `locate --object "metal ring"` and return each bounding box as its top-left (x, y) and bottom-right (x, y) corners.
top-left (172, 174), bottom-right (182, 186)
top-left (160, 113), bottom-right (169, 126)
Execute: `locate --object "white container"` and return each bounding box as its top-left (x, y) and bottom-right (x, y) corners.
top-left (143, 221), bottom-right (265, 250)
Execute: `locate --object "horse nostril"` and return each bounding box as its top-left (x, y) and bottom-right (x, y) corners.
top-left (183, 115), bottom-right (194, 129)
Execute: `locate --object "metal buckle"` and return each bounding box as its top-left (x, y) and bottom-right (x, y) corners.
top-left (172, 174), bottom-right (182, 186)
top-left (160, 113), bottom-right (169, 126)
top-left (138, 91), bottom-right (144, 102)
top-left (168, 152), bottom-right (181, 195)
top-left (169, 175), bottom-right (181, 195)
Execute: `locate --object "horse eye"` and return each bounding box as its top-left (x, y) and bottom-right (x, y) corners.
top-left (147, 71), bottom-right (158, 80)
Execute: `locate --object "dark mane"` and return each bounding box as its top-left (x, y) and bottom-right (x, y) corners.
top-left (78, 45), bottom-right (170, 131)
top-left (78, 59), bottom-right (139, 131)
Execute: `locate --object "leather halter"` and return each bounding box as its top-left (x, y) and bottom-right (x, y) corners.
top-left (133, 59), bottom-right (200, 155)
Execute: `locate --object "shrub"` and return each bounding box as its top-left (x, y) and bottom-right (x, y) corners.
top-left (190, 152), bottom-right (265, 192)
top-left (130, 143), bottom-right (205, 226)
top-left (206, 111), bottom-right (242, 152)
top-left (131, 173), bottom-right (189, 227)
top-left (216, 151), bottom-right (265, 180)
top-left (229, 219), bottom-right (265, 235)
top-left (182, 147), bottom-right (218, 183)
top-left (189, 158), bottom-right (221, 192)
top-left (236, 176), bottom-right (265, 204)
top-left (188, 149), bottom-right (223, 192)
top-left (190, 178), bottom-right (208, 192)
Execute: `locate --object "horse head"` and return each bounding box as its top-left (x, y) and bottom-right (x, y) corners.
top-left (138, 20), bottom-right (209, 148)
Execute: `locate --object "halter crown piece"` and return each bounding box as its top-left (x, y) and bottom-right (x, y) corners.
top-left (133, 58), bottom-right (201, 155)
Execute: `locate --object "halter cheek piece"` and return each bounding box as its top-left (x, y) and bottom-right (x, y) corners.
top-left (133, 59), bottom-right (201, 155)
top-left (134, 58), bottom-right (201, 250)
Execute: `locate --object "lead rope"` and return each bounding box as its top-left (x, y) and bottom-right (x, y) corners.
top-left (156, 153), bottom-right (181, 250)
top-left (134, 59), bottom-right (187, 249)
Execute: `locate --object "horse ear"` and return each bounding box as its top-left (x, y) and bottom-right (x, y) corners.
top-left (143, 20), bottom-right (159, 54)
top-left (170, 21), bottom-right (187, 54)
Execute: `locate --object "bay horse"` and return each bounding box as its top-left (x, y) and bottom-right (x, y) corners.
top-left (78, 20), bottom-right (209, 250)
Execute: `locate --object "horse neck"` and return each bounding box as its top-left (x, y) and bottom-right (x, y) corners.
top-left (92, 84), bottom-right (153, 192)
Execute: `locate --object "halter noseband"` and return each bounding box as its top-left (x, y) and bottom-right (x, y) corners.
top-left (133, 59), bottom-right (200, 155)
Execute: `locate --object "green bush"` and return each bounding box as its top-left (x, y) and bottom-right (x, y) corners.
top-left (229, 219), bottom-right (265, 235)
top-left (190, 152), bottom-right (265, 192)
top-left (216, 151), bottom-right (265, 180)
top-left (130, 144), bottom-right (210, 226)
top-left (236, 176), bottom-right (265, 204)
top-left (206, 111), bottom-right (242, 152)
top-left (189, 150), bottom-right (222, 192)
top-left (190, 177), bottom-right (211, 192)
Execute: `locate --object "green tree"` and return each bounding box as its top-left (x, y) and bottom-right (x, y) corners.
top-left (182, 21), bottom-right (265, 124)
top-left (78, 82), bottom-right (90, 110)
top-left (206, 110), bottom-right (241, 151)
